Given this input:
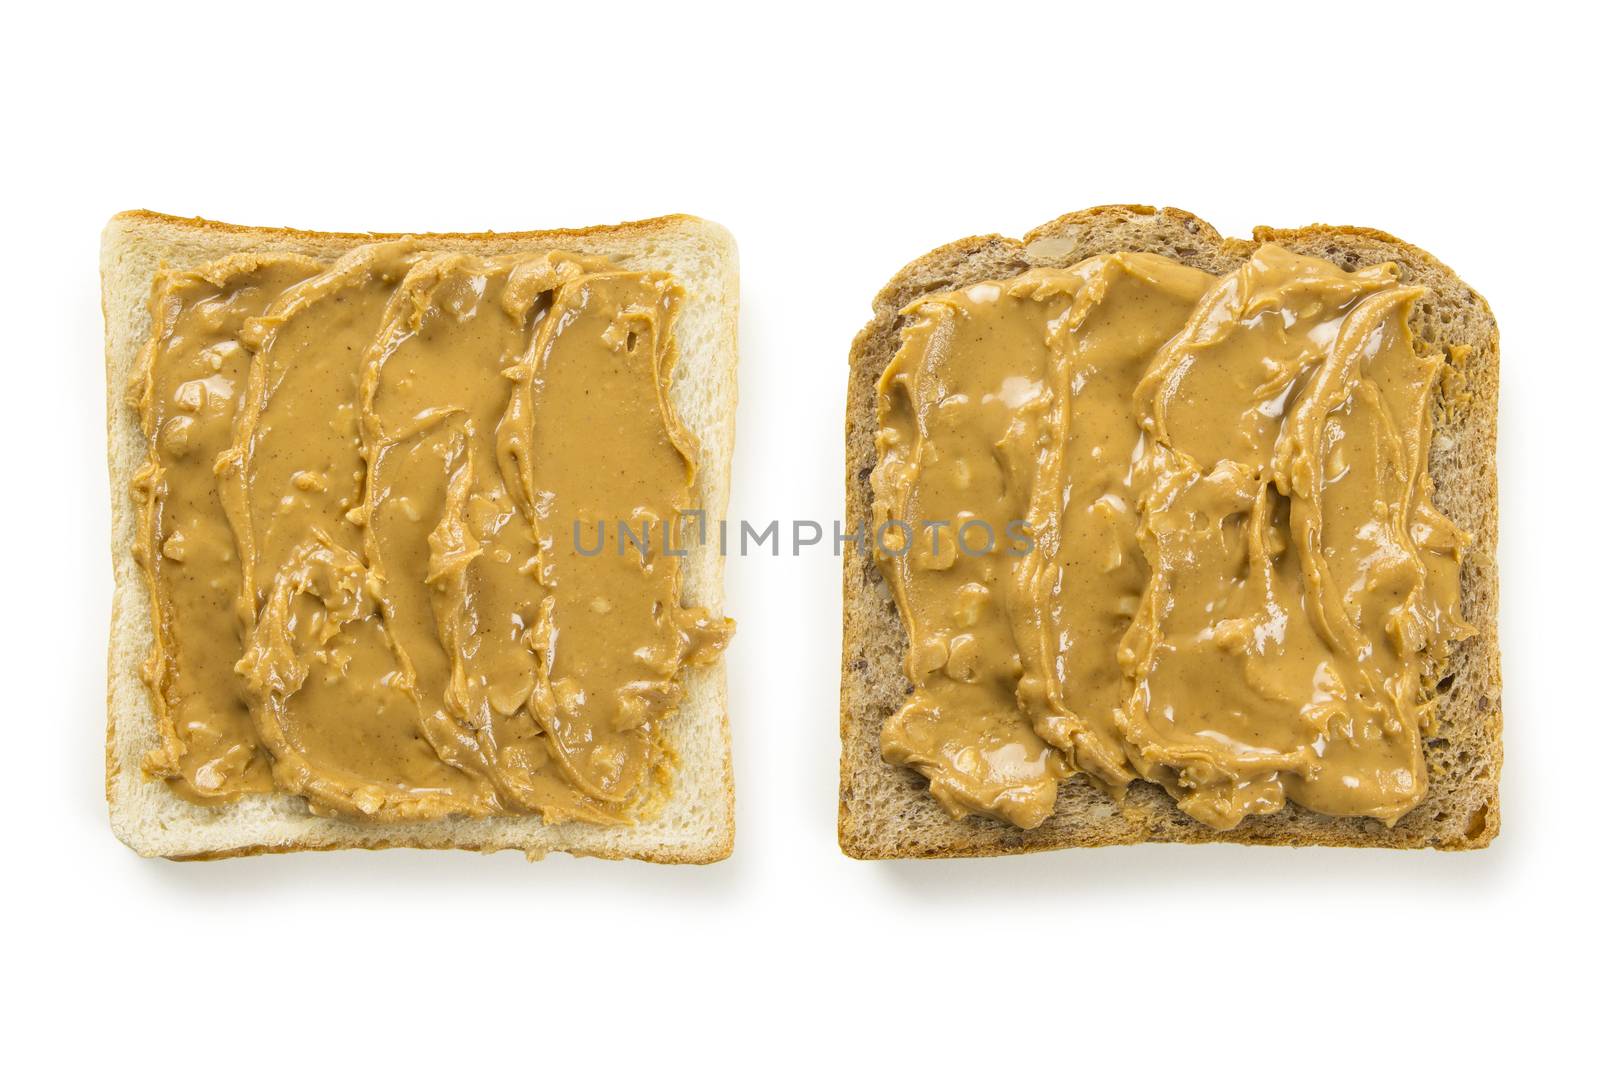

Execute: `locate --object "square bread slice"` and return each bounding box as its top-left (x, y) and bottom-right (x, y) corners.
top-left (840, 205), bottom-right (1501, 858)
top-left (103, 211), bottom-right (738, 862)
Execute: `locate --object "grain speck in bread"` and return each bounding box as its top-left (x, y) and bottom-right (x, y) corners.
top-left (839, 205), bottom-right (1500, 858)
top-left (103, 211), bottom-right (739, 862)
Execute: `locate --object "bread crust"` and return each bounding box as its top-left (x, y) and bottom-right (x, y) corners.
top-left (104, 211), bottom-right (739, 863)
top-left (839, 205), bottom-right (1501, 858)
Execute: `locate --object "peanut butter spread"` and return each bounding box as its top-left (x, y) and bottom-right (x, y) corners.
top-left (130, 242), bottom-right (731, 822)
top-left (872, 246), bottom-right (1472, 831)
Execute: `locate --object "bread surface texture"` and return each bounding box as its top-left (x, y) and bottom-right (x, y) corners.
top-left (104, 211), bottom-right (739, 862)
top-left (840, 205), bottom-right (1500, 859)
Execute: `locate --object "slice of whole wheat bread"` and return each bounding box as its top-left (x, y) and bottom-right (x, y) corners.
top-left (103, 210), bottom-right (739, 862)
top-left (840, 205), bottom-right (1500, 858)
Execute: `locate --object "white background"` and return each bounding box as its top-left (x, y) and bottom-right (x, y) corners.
top-left (2, 0), bottom-right (1593, 1060)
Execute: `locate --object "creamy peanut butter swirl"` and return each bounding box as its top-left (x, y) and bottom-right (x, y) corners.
top-left (130, 243), bottom-right (731, 822)
top-left (873, 246), bottom-right (1472, 831)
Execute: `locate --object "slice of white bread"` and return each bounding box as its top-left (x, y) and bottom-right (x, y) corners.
top-left (840, 205), bottom-right (1501, 857)
top-left (103, 211), bottom-right (738, 862)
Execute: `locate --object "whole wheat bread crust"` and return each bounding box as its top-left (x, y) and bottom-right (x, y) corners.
top-left (839, 205), bottom-right (1501, 858)
top-left (104, 211), bottom-right (738, 863)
